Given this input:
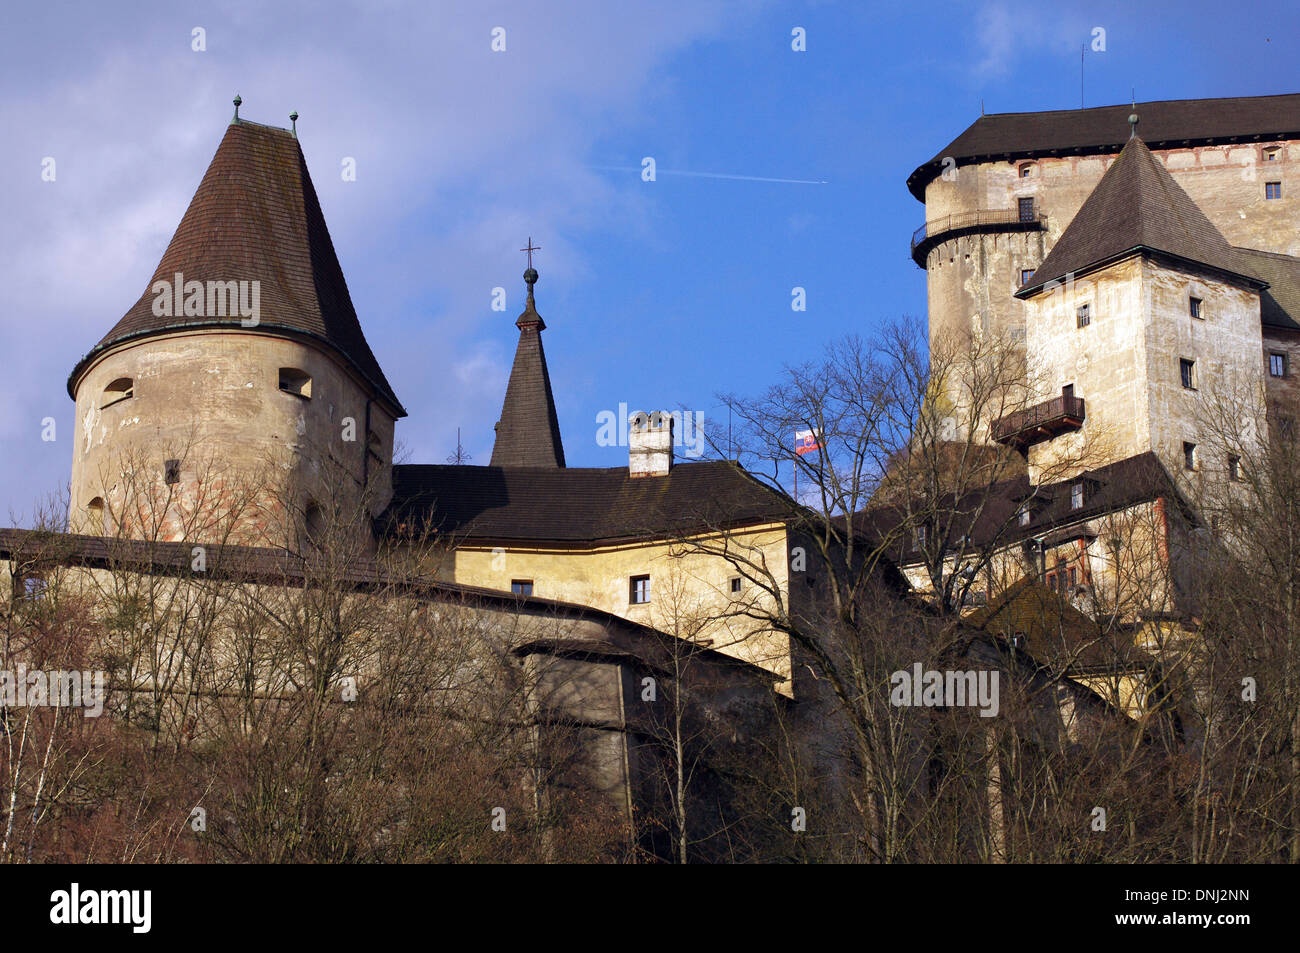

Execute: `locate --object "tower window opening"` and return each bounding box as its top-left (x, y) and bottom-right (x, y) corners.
top-left (1018, 162), bottom-right (1034, 178)
top-left (1180, 358), bottom-right (1196, 390)
top-left (1266, 181), bottom-right (1283, 200)
top-left (279, 367), bottom-right (312, 398)
top-left (87, 497), bottom-right (107, 535)
top-left (101, 378), bottom-right (133, 409)
top-left (1264, 146), bottom-right (1281, 162)
top-left (1270, 351), bottom-right (1288, 377)
top-left (630, 574), bottom-right (651, 605)
top-left (1076, 303), bottom-right (1091, 328)
top-left (164, 459), bottom-right (180, 485)
top-left (1071, 483), bottom-right (1084, 510)
top-left (1183, 442), bottom-right (1197, 471)
top-left (1017, 197), bottom-right (1035, 222)
top-left (1020, 268), bottom-right (1035, 284)
top-left (1189, 296), bottom-right (1202, 319)
top-left (1228, 455), bottom-right (1241, 482)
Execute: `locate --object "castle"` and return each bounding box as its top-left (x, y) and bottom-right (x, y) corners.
top-left (4, 92), bottom-right (1297, 860)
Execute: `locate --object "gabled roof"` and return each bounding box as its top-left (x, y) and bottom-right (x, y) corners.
top-left (68, 119), bottom-right (404, 415)
top-left (1236, 246), bottom-right (1300, 331)
top-left (489, 285), bottom-right (565, 467)
top-left (382, 460), bottom-right (790, 545)
top-left (1016, 136), bottom-right (1262, 298)
top-left (908, 92), bottom-right (1300, 201)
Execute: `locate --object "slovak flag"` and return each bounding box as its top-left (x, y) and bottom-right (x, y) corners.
top-left (794, 428), bottom-right (823, 455)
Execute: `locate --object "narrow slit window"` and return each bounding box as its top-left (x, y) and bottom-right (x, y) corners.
top-left (1183, 442), bottom-right (1197, 471)
top-left (1228, 455), bottom-right (1241, 482)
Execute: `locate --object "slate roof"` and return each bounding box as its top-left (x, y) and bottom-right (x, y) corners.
top-left (869, 451), bottom-right (1181, 564)
top-left (68, 119), bottom-right (404, 415)
top-left (383, 460), bottom-right (791, 545)
top-left (1236, 246), bottom-right (1300, 331)
top-left (908, 92), bottom-right (1300, 201)
top-left (1015, 137), bottom-right (1262, 298)
top-left (490, 289), bottom-right (566, 467)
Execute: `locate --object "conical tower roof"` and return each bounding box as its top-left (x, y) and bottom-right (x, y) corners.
top-left (69, 113), bottom-right (404, 415)
top-left (1018, 134), bottom-right (1263, 298)
top-left (489, 271), bottom-right (565, 467)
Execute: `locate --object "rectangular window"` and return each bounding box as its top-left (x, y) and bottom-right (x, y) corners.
top-left (1180, 358), bottom-right (1196, 390)
top-left (1264, 147), bottom-right (1281, 162)
top-left (1266, 181), bottom-right (1283, 200)
top-left (1076, 303), bottom-right (1091, 328)
top-left (164, 459), bottom-right (180, 485)
top-left (913, 526), bottom-right (927, 549)
top-left (630, 574), bottom-right (651, 605)
top-left (1183, 442), bottom-right (1197, 471)
top-left (1068, 567), bottom-right (1077, 587)
top-left (1018, 197), bottom-right (1035, 222)
top-left (729, 576), bottom-right (742, 594)
top-left (1020, 268), bottom-right (1034, 284)
top-left (1189, 296), bottom-right (1202, 318)
top-left (510, 579), bottom-right (533, 596)
top-left (1228, 455), bottom-right (1241, 482)
top-left (1018, 507), bottom-right (1031, 527)
top-left (1071, 483), bottom-right (1084, 510)
top-left (1270, 351), bottom-right (1288, 377)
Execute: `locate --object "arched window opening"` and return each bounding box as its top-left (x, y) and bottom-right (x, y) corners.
top-left (101, 378), bottom-right (133, 409)
top-left (87, 497), bottom-right (108, 536)
top-left (279, 367), bottom-right (312, 399)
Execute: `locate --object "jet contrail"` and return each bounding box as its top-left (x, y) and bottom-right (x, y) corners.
top-left (589, 164), bottom-right (827, 185)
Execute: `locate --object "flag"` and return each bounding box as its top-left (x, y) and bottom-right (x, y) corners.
top-left (794, 428), bottom-right (822, 455)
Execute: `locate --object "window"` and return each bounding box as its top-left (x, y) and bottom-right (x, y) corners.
top-left (1228, 455), bottom-right (1241, 482)
top-left (630, 574), bottom-right (651, 605)
top-left (13, 573), bottom-right (46, 602)
top-left (1018, 197), bottom-right (1035, 222)
top-left (1270, 351), bottom-right (1288, 377)
top-left (1018, 506), bottom-right (1031, 527)
top-left (913, 526), bottom-right (927, 549)
top-left (1020, 268), bottom-right (1035, 284)
top-left (101, 377), bottom-right (133, 409)
top-left (87, 497), bottom-right (106, 535)
top-left (511, 579), bottom-right (533, 596)
top-left (279, 367), bottom-right (312, 398)
top-left (1180, 358), bottom-right (1196, 390)
top-left (1071, 483), bottom-right (1084, 510)
top-left (164, 459), bottom-right (180, 485)
top-left (1019, 162), bottom-right (1033, 178)
top-left (1266, 181), bottom-right (1283, 200)
top-left (1076, 303), bottom-right (1091, 328)
top-left (1264, 146), bottom-right (1281, 162)
top-left (1189, 296), bottom-right (1202, 319)
top-left (1183, 442), bottom-right (1197, 471)
top-left (729, 576), bottom-right (742, 595)
top-left (1278, 416), bottom-right (1296, 442)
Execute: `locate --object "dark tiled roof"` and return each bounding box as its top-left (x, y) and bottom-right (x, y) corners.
top-left (68, 120), bottom-right (403, 414)
top-left (964, 576), bottom-right (1151, 675)
top-left (490, 291), bottom-right (565, 467)
top-left (383, 460), bottom-right (790, 544)
top-left (1236, 246), bottom-right (1300, 331)
top-left (908, 92), bottom-right (1300, 201)
top-left (1016, 137), bottom-right (1260, 298)
top-left (876, 451), bottom-right (1179, 563)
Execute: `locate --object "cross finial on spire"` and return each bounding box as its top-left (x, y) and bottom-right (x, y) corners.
top-left (521, 236), bottom-right (541, 297)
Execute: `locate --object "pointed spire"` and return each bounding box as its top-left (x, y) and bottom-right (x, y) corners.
top-left (490, 248), bottom-right (565, 467)
top-left (1017, 135), bottom-right (1261, 298)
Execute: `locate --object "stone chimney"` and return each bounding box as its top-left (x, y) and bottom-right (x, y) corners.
top-left (629, 411), bottom-right (673, 477)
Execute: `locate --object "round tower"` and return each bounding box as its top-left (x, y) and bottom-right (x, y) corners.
top-left (68, 105), bottom-right (405, 545)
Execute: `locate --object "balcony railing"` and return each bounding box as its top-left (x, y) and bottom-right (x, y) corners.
top-left (910, 207), bottom-right (1046, 266)
top-left (992, 391), bottom-right (1086, 450)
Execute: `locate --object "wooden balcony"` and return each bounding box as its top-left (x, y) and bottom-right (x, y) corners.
top-left (993, 390), bottom-right (1086, 450)
top-left (911, 207), bottom-right (1046, 267)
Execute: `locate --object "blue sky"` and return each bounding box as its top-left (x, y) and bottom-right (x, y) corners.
top-left (2, 0), bottom-right (1298, 519)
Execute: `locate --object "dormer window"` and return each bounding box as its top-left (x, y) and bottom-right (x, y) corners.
top-left (279, 367), bottom-right (312, 399)
top-left (101, 377), bottom-right (133, 409)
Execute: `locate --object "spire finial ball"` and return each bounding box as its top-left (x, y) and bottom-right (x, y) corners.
top-left (524, 267), bottom-right (538, 285)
